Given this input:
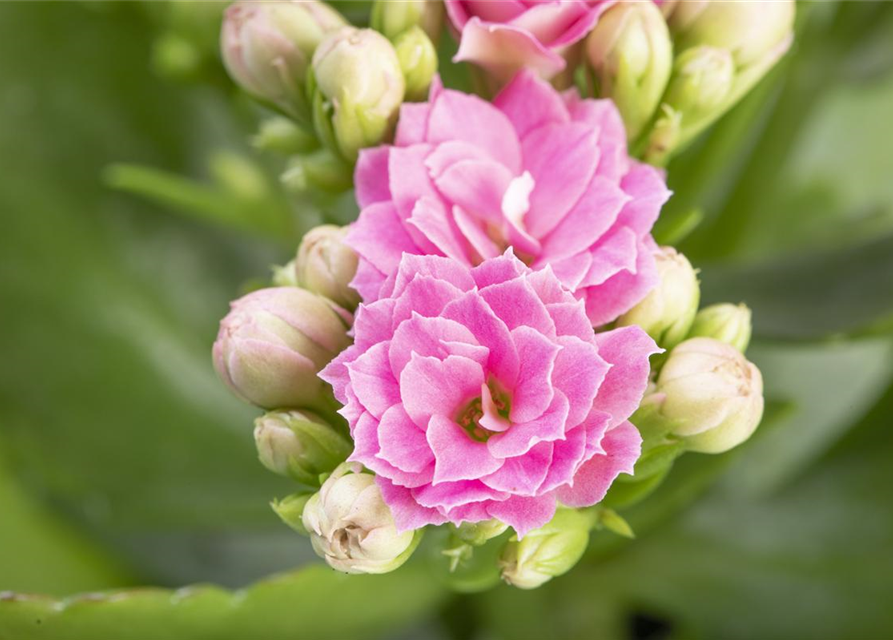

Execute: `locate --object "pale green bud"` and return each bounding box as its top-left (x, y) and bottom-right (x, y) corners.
top-left (295, 225), bottom-right (360, 310)
top-left (585, 1), bottom-right (672, 140)
top-left (617, 246), bottom-right (700, 351)
top-left (254, 410), bottom-right (351, 485)
top-left (453, 519), bottom-right (509, 547)
top-left (656, 338), bottom-right (764, 454)
top-left (689, 303), bottom-right (752, 353)
top-left (272, 492), bottom-right (313, 535)
top-left (498, 509), bottom-right (592, 590)
top-left (311, 27), bottom-right (405, 162)
top-left (221, 0), bottom-right (347, 123)
top-left (280, 148), bottom-right (354, 195)
top-left (303, 463), bottom-right (422, 574)
top-left (668, 0), bottom-right (795, 69)
top-left (371, 0), bottom-right (445, 42)
top-left (394, 27), bottom-right (438, 102)
top-left (271, 260), bottom-right (300, 287)
top-left (663, 45), bottom-right (735, 121)
top-left (253, 116), bottom-right (320, 156)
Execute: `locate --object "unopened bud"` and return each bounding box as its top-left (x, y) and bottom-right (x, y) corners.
top-left (668, 0), bottom-right (795, 68)
top-left (689, 303), bottom-right (752, 353)
top-left (453, 520), bottom-right (510, 547)
top-left (664, 46), bottom-right (735, 121)
top-left (221, 0), bottom-right (347, 123)
top-left (498, 509), bottom-right (592, 590)
top-left (280, 148), bottom-right (354, 195)
top-left (272, 492), bottom-right (313, 534)
top-left (213, 287), bottom-right (351, 411)
top-left (295, 225), bottom-right (360, 309)
top-left (303, 463), bottom-right (422, 574)
top-left (617, 246), bottom-right (700, 350)
top-left (311, 27), bottom-right (405, 162)
top-left (585, 1), bottom-right (672, 140)
top-left (656, 337), bottom-right (764, 454)
top-left (254, 410), bottom-right (351, 485)
top-left (253, 116), bottom-right (320, 156)
top-left (394, 27), bottom-right (438, 102)
top-left (371, 0), bottom-right (444, 42)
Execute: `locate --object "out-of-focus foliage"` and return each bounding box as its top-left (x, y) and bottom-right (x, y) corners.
top-left (1, 2), bottom-right (892, 639)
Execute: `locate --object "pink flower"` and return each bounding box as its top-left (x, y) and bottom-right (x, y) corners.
top-left (350, 70), bottom-right (670, 327)
top-left (320, 251), bottom-right (659, 537)
top-left (444, 0), bottom-right (613, 82)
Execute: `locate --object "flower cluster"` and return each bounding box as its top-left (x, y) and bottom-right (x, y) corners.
top-left (213, 0), bottom-right (782, 590)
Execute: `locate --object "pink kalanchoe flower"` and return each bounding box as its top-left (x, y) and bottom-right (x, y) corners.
top-left (320, 251), bottom-right (659, 537)
top-left (350, 70), bottom-right (671, 327)
top-left (444, 0), bottom-right (613, 82)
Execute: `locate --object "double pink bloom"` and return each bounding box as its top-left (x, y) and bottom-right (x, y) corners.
top-left (328, 69), bottom-right (670, 536)
top-left (351, 70), bottom-right (669, 327)
top-left (322, 252), bottom-right (658, 536)
top-left (445, 0), bottom-right (614, 82)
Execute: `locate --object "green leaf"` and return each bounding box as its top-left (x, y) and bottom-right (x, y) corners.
top-left (0, 564), bottom-right (447, 640)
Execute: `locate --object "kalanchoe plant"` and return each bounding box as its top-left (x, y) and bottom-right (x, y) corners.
top-left (206, 0), bottom-right (780, 593)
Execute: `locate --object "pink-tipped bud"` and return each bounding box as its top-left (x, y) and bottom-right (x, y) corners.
top-left (213, 287), bottom-right (351, 411)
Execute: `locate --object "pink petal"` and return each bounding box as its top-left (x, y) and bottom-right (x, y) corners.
top-left (582, 237), bottom-right (659, 326)
top-left (546, 301), bottom-right (594, 341)
top-left (488, 391), bottom-right (570, 459)
top-left (454, 18), bottom-right (567, 84)
top-left (319, 344), bottom-right (359, 405)
top-left (538, 426), bottom-right (588, 493)
top-left (349, 257), bottom-right (387, 303)
top-left (407, 197), bottom-right (473, 264)
top-left (523, 122), bottom-right (601, 239)
top-left (347, 202), bottom-right (419, 275)
top-left (464, 0), bottom-right (527, 23)
top-left (387, 145), bottom-right (444, 254)
top-left (428, 414), bottom-right (505, 483)
top-left (480, 277), bottom-right (556, 336)
top-left (470, 249), bottom-right (527, 288)
top-left (616, 162), bottom-right (672, 235)
top-left (391, 274), bottom-right (467, 327)
top-left (551, 335), bottom-right (609, 427)
top-left (432, 160), bottom-right (514, 224)
top-left (453, 206), bottom-right (503, 262)
top-left (351, 298), bottom-right (397, 350)
top-left (390, 253), bottom-right (477, 299)
top-left (540, 175), bottom-right (630, 262)
top-left (400, 353), bottom-right (484, 428)
top-left (487, 493), bottom-right (557, 539)
top-left (508, 0), bottom-right (589, 45)
top-left (509, 326), bottom-right (560, 423)
top-left (413, 479), bottom-right (508, 510)
top-left (348, 342), bottom-right (401, 420)
top-left (375, 405), bottom-right (434, 474)
top-left (545, 252), bottom-right (593, 291)
top-left (592, 326), bottom-right (660, 428)
top-left (395, 102), bottom-right (431, 146)
top-left (494, 68), bottom-right (570, 139)
top-left (442, 291), bottom-right (520, 388)
top-left (556, 421), bottom-right (641, 508)
top-left (388, 312), bottom-right (483, 376)
top-left (579, 226), bottom-right (639, 288)
top-left (426, 87), bottom-right (523, 173)
top-left (355, 147), bottom-right (391, 209)
top-left (481, 441), bottom-right (553, 496)
top-left (376, 476), bottom-right (448, 532)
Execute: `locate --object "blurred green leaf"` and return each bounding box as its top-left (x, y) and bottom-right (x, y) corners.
top-left (0, 2), bottom-right (295, 587)
top-left (0, 564), bottom-right (447, 640)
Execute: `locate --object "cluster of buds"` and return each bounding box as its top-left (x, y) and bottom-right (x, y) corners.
top-left (583, 0), bottom-right (795, 163)
top-left (221, 0), bottom-right (439, 172)
top-left (607, 247), bottom-right (763, 506)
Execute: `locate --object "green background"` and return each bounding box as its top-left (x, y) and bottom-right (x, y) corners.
top-left (1, 2), bottom-right (892, 639)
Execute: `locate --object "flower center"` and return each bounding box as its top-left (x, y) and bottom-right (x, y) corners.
top-left (456, 380), bottom-right (512, 442)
